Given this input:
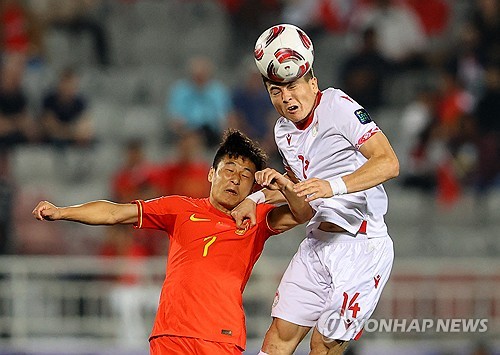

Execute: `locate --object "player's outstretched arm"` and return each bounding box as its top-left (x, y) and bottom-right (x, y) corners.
top-left (32, 200), bottom-right (138, 225)
top-left (258, 168), bottom-right (314, 232)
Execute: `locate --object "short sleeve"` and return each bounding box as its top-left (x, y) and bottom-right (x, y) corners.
top-left (332, 91), bottom-right (381, 149)
top-left (133, 196), bottom-right (178, 235)
top-left (256, 203), bottom-right (281, 240)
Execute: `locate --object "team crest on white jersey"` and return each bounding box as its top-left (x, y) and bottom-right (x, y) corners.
top-left (312, 122), bottom-right (318, 137)
top-left (272, 290), bottom-right (280, 308)
top-left (286, 133), bottom-right (292, 145)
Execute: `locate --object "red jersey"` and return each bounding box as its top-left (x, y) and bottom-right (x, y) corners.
top-left (133, 196), bottom-right (280, 350)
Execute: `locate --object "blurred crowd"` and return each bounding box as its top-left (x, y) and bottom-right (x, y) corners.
top-left (0, 0), bottom-right (499, 260)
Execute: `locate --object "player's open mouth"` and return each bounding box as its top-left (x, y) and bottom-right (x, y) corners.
top-left (287, 105), bottom-right (299, 113)
top-left (225, 189), bottom-right (238, 195)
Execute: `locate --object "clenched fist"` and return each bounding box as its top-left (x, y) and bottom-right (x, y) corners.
top-left (32, 201), bottom-right (61, 221)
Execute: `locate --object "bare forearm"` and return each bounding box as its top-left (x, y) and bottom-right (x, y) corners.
top-left (262, 188), bottom-right (287, 204)
top-left (280, 183), bottom-right (313, 223)
top-left (342, 154), bottom-right (399, 193)
top-left (59, 200), bottom-right (136, 225)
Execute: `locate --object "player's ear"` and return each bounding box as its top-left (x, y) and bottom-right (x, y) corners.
top-left (208, 167), bottom-right (215, 183)
top-left (310, 76), bottom-right (318, 93)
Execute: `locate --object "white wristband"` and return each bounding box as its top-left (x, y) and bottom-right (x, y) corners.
top-left (329, 177), bottom-right (348, 196)
top-left (246, 190), bottom-right (266, 204)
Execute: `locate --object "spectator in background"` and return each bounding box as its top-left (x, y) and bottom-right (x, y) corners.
top-left (0, 0), bottom-right (44, 65)
top-left (404, 0), bottom-right (450, 38)
top-left (426, 69), bottom-right (478, 207)
top-left (446, 21), bottom-right (486, 99)
top-left (399, 86), bottom-right (439, 193)
top-left (0, 54), bottom-right (38, 157)
top-left (436, 69), bottom-right (475, 155)
top-left (349, 0), bottom-right (428, 71)
top-left (28, 0), bottom-right (110, 67)
top-left (473, 63), bottom-right (500, 198)
top-left (228, 61), bottom-right (278, 166)
top-left (339, 27), bottom-right (391, 112)
top-left (40, 67), bottom-right (94, 149)
top-left (219, 0), bottom-right (282, 66)
top-left (165, 55), bottom-right (231, 148)
top-left (470, 0), bottom-right (500, 62)
top-left (153, 130), bottom-right (210, 198)
top-left (281, 0), bottom-right (356, 36)
top-left (112, 139), bottom-right (158, 203)
top-left (108, 138), bottom-right (163, 258)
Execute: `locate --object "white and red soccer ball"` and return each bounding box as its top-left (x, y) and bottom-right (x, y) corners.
top-left (254, 24), bottom-right (314, 83)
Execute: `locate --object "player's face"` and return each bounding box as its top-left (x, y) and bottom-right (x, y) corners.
top-left (266, 76), bottom-right (319, 123)
top-left (208, 156), bottom-right (257, 214)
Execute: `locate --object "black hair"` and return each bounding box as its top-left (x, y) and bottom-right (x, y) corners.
top-left (262, 68), bottom-right (315, 87)
top-left (212, 129), bottom-right (267, 171)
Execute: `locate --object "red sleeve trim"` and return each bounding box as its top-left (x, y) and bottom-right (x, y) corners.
top-left (356, 127), bottom-right (381, 149)
top-left (132, 200), bottom-right (143, 229)
top-left (264, 205), bottom-right (282, 235)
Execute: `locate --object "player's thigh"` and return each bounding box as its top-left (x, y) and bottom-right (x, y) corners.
top-left (271, 238), bottom-right (333, 328)
top-left (316, 237), bottom-right (394, 341)
top-left (310, 327), bottom-right (350, 355)
top-left (149, 335), bottom-right (242, 355)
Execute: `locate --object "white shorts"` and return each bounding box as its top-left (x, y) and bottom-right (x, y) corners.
top-left (271, 229), bottom-right (394, 341)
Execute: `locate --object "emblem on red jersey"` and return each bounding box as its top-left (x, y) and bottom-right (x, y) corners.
top-left (286, 133), bottom-right (292, 145)
top-left (189, 214), bottom-right (211, 222)
top-left (235, 220), bottom-right (250, 235)
top-left (374, 274), bottom-right (381, 289)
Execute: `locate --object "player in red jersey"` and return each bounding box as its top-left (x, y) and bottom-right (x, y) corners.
top-left (32, 129), bottom-right (314, 355)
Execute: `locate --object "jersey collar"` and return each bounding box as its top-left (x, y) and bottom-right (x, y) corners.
top-left (294, 91), bottom-right (322, 130)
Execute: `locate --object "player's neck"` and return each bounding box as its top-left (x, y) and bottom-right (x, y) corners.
top-left (208, 197), bottom-right (232, 216)
top-left (294, 91), bottom-right (322, 130)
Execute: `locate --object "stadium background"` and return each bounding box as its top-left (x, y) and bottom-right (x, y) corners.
top-left (0, 0), bottom-right (499, 354)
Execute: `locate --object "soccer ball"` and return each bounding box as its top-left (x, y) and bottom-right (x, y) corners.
top-left (254, 24), bottom-right (314, 83)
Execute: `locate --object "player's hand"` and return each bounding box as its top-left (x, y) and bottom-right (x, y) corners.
top-left (293, 178), bottom-right (333, 202)
top-left (255, 168), bottom-right (292, 192)
top-left (231, 198), bottom-right (257, 229)
top-left (32, 201), bottom-right (61, 221)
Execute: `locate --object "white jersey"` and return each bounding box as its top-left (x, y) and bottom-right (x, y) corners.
top-left (275, 88), bottom-right (388, 238)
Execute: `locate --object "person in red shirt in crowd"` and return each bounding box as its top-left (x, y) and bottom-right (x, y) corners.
top-left (112, 138), bottom-right (158, 203)
top-left (0, 0), bottom-right (44, 62)
top-left (32, 129), bottom-right (313, 355)
top-left (153, 130), bottom-right (211, 198)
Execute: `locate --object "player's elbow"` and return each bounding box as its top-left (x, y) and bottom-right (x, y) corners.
top-left (385, 155), bottom-right (400, 180)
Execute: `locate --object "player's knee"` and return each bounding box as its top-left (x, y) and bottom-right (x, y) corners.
top-left (271, 318), bottom-right (305, 342)
top-left (310, 328), bottom-right (350, 355)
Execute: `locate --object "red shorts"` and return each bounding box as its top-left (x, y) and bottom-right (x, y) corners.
top-left (149, 335), bottom-right (243, 355)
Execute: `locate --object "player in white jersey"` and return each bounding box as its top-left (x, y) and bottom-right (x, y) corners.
top-left (231, 64), bottom-right (400, 353)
